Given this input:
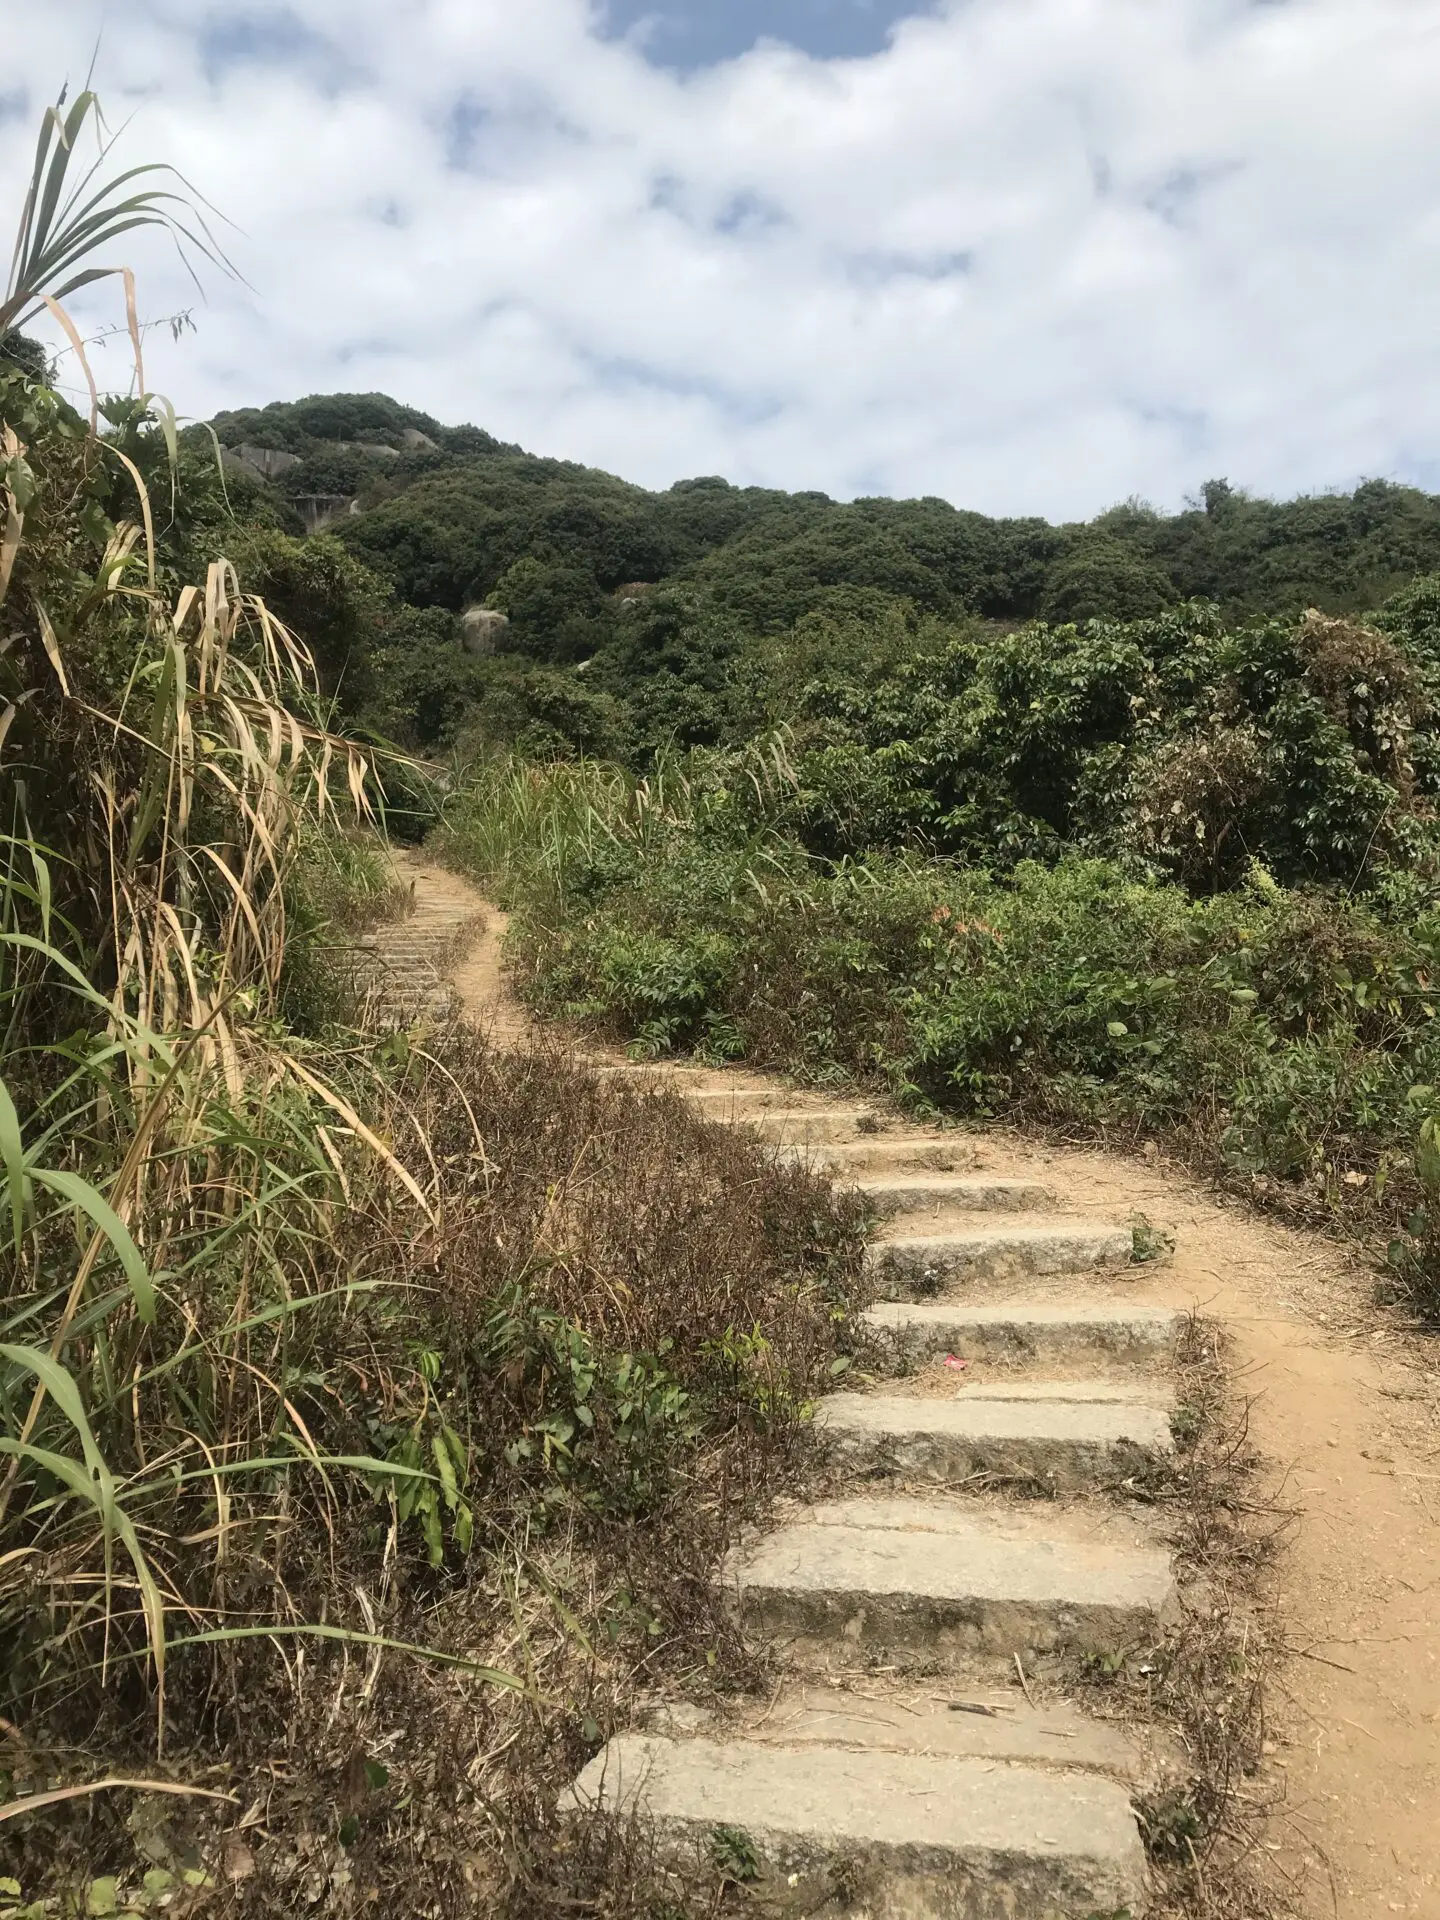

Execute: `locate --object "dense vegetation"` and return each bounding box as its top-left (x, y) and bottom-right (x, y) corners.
top-left (189, 389), bottom-right (1440, 772)
top-left (186, 390), bottom-right (1440, 1317)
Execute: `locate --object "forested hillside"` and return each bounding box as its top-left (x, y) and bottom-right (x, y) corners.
top-left (196, 390), bottom-right (1440, 772)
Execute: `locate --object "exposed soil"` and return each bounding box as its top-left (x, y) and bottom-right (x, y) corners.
top-left (971, 1137), bottom-right (1440, 1919)
top-left (414, 858), bottom-right (1440, 1920)
top-left (389, 849), bottom-right (532, 1045)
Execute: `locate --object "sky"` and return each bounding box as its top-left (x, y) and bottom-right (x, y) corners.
top-left (3, 0), bottom-right (1439, 518)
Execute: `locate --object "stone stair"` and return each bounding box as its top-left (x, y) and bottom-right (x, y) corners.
top-left (356, 882), bottom-right (477, 1024)
top-left (870, 1215), bottom-right (1135, 1293)
top-left (816, 1389), bottom-right (1174, 1488)
top-left (567, 1730), bottom-right (1149, 1916)
top-left (859, 1172), bottom-right (1056, 1214)
top-left (566, 1074), bottom-right (1187, 1915)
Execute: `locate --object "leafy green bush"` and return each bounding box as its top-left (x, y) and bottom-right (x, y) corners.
top-left (445, 753), bottom-right (1440, 1316)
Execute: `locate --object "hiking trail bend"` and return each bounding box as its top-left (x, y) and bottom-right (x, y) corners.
top-left (374, 852), bottom-right (1440, 1920)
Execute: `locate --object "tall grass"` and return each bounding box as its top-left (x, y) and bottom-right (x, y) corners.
top-left (0, 95), bottom-right (469, 1828)
top-left (0, 379), bottom-right (451, 1759)
top-left (0, 95), bottom-right (872, 1914)
top-left (437, 734), bottom-right (802, 912)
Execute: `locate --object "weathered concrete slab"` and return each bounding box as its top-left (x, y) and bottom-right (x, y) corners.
top-left (817, 1392), bottom-right (1174, 1488)
top-left (864, 1299), bottom-right (1182, 1370)
top-left (565, 1733), bottom-right (1149, 1917)
top-left (754, 1683), bottom-right (1152, 1777)
top-left (773, 1136), bottom-right (978, 1177)
top-left (858, 1174), bottom-right (1056, 1216)
top-left (962, 1378), bottom-right (1175, 1406)
top-left (722, 1104), bottom-right (892, 1145)
top-left (871, 1218), bottom-right (1133, 1295)
top-left (736, 1496), bottom-right (1176, 1661)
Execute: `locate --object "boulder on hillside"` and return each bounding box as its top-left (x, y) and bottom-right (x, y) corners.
top-left (460, 607), bottom-right (510, 655)
top-left (225, 444), bottom-right (303, 482)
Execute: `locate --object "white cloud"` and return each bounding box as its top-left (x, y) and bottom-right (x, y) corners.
top-left (5, 0), bottom-right (1439, 516)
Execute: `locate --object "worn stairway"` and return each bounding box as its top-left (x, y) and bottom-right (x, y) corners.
top-left (567, 1076), bottom-right (1187, 1917)
top-left (357, 874), bottom-right (477, 1024)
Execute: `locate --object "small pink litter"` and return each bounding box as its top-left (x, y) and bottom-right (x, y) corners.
top-left (943, 1354), bottom-right (969, 1371)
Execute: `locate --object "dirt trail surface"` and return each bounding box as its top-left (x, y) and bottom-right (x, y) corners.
top-left (385, 853), bottom-right (1440, 1918)
top-left (369, 848), bottom-right (531, 1044)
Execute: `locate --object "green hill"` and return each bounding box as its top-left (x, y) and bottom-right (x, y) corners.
top-left (194, 391), bottom-right (1440, 774)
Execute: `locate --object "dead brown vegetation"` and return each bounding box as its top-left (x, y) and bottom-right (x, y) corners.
top-left (2, 1032), bottom-right (869, 1916)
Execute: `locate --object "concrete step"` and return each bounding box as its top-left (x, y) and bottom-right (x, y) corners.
top-left (863, 1299), bottom-right (1183, 1371)
top-left (748, 1683), bottom-right (1156, 1777)
top-left (963, 1378), bottom-right (1175, 1406)
top-left (870, 1216), bottom-right (1133, 1296)
top-left (735, 1496), bottom-right (1176, 1663)
top-left (857, 1173), bottom-right (1056, 1217)
top-left (372, 989), bottom-right (457, 1021)
top-left (774, 1136), bottom-right (979, 1176)
top-left (816, 1392), bottom-right (1175, 1489)
top-left (564, 1732), bottom-right (1149, 1916)
top-left (705, 1102), bottom-right (892, 1146)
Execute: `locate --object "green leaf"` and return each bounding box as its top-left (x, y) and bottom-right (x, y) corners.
top-left (0, 1077), bottom-right (28, 1256)
top-left (86, 1878), bottom-right (119, 1917)
top-left (431, 1431), bottom-right (459, 1508)
top-left (28, 1168), bottom-right (155, 1323)
top-left (421, 1499), bottom-right (444, 1566)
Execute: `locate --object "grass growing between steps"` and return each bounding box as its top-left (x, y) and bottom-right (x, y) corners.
top-left (1075, 1318), bottom-right (1287, 1920)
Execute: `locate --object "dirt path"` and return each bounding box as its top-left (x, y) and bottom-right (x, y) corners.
top-left (373, 848), bottom-right (532, 1045)
top-left (966, 1137), bottom-right (1440, 1917)
top-left (387, 856), bottom-right (1440, 1919)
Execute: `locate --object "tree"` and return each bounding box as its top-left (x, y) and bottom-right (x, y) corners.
top-left (1040, 537), bottom-right (1175, 624)
top-left (0, 332), bottom-right (48, 381)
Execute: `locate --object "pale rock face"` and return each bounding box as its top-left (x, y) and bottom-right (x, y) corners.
top-left (226, 444), bottom-right (301, 482)
top-left (296, 494), bottom-right (358, 535)
top-left (460, 607), bottom-right (510, 655)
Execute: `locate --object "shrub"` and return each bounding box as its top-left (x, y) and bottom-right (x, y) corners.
top-left (445, 753), bottom-right (1440, 1317)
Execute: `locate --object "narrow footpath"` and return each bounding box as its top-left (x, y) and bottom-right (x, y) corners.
top-left (372, 853), bottom-right (1440, 1920)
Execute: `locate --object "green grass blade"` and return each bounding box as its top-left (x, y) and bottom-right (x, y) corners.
top-left (0, 1075), bottom-right (26, 1254)
top-left (168, 1623), bottom-right (526, 1692)
top-left (28, 1168), bottom-right (156, 1324)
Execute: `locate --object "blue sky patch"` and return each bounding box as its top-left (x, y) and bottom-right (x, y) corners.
top-left (198, 9), bottom-right (364, 91)
top-left (846, 247), bottom-right (973, 283)
top-left (598, 0), bottom-right (939, 70)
